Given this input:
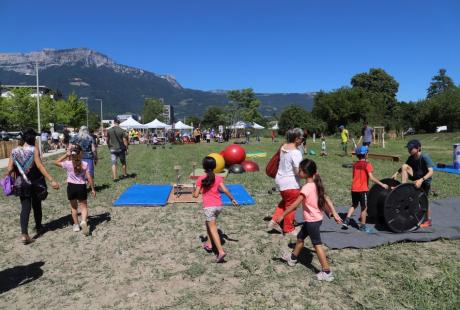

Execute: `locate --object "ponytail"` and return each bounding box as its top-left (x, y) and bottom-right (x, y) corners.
top-left (71, 144), bottom-right (83, 174)
top-left (299, 158), bottom-right (326, 211)
top-left (313, 174), bottom-right (326, 212)
top-left (201, 156), bottom-right (216, 189)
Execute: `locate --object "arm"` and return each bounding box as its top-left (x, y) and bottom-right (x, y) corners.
top-left (192, 185), bottom-right (201, 198)
top-left (53, 152), bottom-right (69, 167)
top-left (325, 196), bottom-right (343, 224)
top-left (123, 135), bottom-right (129, 153)
top-left (415, 167), bottom-right (434, 188)
top-left (106, 133), bottom-right (111, 149)
top-left (86, 170), bottom-right (96, 197)
top-left (275, 195), bottom-right (304, 223)
top-left (92, 142), bottom-right (98, 165)
top-left (34, 144), bottom-right (60, 189)
top-left (368, 172), bottom-right (389, 189)
top-left (219, 183), bottom-right (238, 206)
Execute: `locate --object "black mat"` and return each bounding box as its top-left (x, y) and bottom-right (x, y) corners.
top-left (295, 198), bottom-right (460, 249)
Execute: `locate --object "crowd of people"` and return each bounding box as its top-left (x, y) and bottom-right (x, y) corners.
top-left (1, 118), bottom-right (435, 283)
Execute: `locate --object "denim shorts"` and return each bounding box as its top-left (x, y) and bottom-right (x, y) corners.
top-left (203, 206), bottom-right (223, 221)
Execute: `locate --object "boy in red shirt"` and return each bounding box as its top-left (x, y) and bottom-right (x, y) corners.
top-left (342, 146), bottom-right (388, 232)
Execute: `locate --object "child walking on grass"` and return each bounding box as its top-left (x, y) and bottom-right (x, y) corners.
top-left (275, 159), bottom-right (342, 281)
top-left (193, 156), bottom-right (238, 263)
top-left (54, 144), bottom-right (96, 236)
top-left (342, 146), bottom-right (388, 232)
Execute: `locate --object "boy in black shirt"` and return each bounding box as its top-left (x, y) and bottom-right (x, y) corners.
top-left (392, 139), bottom-right (434, 228)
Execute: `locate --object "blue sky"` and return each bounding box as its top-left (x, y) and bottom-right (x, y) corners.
top-left (1, 0), bottom-right (459, 101)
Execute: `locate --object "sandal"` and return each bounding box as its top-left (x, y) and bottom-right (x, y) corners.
top-left (216, 253), bottom-right (226, 263)
top-left (21, 238), bottom-right (35, 245)
top-left (202, 243), bottom-right (213, 253)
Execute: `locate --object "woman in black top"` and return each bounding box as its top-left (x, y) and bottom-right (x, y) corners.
top-left (6, 129), bottom-right (60, 244)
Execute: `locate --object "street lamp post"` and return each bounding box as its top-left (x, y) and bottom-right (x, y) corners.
top-left (35, 62), bottom-right (43, 155)
top-left (79, 97), bottom-right (89, 128)
top-left (95, 98), bottom-right (103, 134)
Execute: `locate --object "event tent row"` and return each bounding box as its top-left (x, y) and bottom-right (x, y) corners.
top-left (120, 117), bottom-right (192, 130)
top-left (119, 117), bottom-right (272, 130)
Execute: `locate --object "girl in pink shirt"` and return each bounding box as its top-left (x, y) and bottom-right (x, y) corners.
top-left (275, 159), bottom-right (342, 281)
top-left (193, 156), bottom-right (237, 263)
top-left (54, 144), bottom-right (96, 236)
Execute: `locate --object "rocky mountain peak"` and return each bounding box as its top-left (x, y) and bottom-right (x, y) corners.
top-left (0, 48), bottom-right (182, 89)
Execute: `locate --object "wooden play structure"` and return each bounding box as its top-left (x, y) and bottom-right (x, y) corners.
top-left (373, 126), bottom-right (385, 148)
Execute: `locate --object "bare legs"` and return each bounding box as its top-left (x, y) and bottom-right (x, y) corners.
top-left (205, 220), bottom-right (224, 256)
top-left (292, 239), bottom-right (329, 271)
top-left (70, 199), bottom-right (88, 225)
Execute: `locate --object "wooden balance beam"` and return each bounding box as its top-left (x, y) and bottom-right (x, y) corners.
top-left (352, 152), bottom-right (400, 162)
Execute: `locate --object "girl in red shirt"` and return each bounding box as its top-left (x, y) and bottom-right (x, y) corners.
top-left (193, 156), bottom-right (238, 263)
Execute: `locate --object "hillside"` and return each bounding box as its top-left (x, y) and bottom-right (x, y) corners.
top-left (0, 48), bottom-right (315, 118)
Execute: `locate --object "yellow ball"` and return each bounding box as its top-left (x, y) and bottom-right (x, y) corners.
top-left (208, 153), bottom-right (225, 173)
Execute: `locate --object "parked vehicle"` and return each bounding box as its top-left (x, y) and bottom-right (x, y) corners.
top-left (403, 127), bottom-right (416, 135)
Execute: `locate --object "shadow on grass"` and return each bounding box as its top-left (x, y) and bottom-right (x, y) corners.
top-left (34, 212), bottom-right (111, 238)
top-left (272, 247), bottom-right (319, 273)
top-left (199, 229), bottom-right (238, 254)
top-left (0, 261), bottom-right (44, 294)
top-left (92, 184), bottom-right (111, 192)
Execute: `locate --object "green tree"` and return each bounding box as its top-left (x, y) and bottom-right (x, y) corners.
top-left (279, 105), bottom-right (325, 135)
top-left (7, 88), bottom-right (37, 130)
top-left (143, 98), bottom-right (164, 123)
top-left (55, 92), bottom-right (87, 128)
top-left (427, 69), bottom-right (455, 98)
top-left (202, 106), bottom-right (227, 129)
top-left (185, 116), bottom-right (201, 127)
top-left (227, 88), bottom-right (263, 123)
top-left (351, 68), bottom-right (399, 112)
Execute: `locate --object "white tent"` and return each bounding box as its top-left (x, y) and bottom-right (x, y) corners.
top-left (253, 122), bottom-right (265, 129)
top-left (174, 121), bottom-right (193, 130)
top-left (229, 121), bottom-right (253, 129)
top-left (271, 122), bottom-right (279, 130)
top-left (144, 119), bottom-right (169, 129)
top-left (119, 117), bottom-right (147, 129)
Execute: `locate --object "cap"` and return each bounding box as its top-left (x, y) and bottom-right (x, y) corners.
top-left (339, 125), bottom-right (344, 129)
top-left (406, 139), bottom-right (421, 150)
top-left (114, 117), bottom-right (121, 124)
top-left (355, 145), bottom-right (369, 155)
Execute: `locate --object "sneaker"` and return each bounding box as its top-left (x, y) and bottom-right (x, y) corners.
top-left (280, 252), bottom-right (298, 267)
top-left (80, 221), bottom-right (89, 236)
top-left (216, 252), bottom-right (226, 263)
top-left (267, 220), bottom-right (283, 233)
top-left (341, 218), bottom-right (350, 230)
top-left (73, 224), bottom-right (80, 232)
top-left (359, 225), bottom-right (376, 234)
top-left (316, 270), bottom-right (334, 282)
top-left (420, 219), bottom-right (432, 228)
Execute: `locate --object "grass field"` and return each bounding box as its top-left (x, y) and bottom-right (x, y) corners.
top-left (0, 133), bottom-right (459, 309)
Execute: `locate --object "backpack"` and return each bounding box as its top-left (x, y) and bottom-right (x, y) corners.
top-left (265, 147), bottom-right (281, 178)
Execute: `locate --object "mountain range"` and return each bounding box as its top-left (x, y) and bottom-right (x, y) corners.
top-left (0, 48), bottom-right (315, 119)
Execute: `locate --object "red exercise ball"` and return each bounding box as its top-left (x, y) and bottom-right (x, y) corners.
top-left (223, 144), bottom-right (246, 165)
top-left (241, 160), bottom-right (259, 172)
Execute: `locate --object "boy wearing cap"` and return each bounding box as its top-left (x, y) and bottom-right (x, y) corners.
top-left (392, 139), bottom-right (434, 228)
top-left (342, 146), bottom-right (389, 232)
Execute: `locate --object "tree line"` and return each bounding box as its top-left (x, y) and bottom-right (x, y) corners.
top-left (183, 68), bottom-right (459, 135)
top-left (0, 89), bottom-right (100, 131)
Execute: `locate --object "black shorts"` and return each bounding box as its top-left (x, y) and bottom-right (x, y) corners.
top-left (67, 183), bottom-right (87, 201)
top-left (297, 220), bottom-right (322, 245)
top-left (351, 191), bottom-right (368, 209)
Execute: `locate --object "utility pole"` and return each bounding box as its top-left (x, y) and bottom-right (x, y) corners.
top-left (35, 62), bottom-right (42, 155)
top-left (95, 98), bottom-right (103, 134)
top-left (79, 97), bottom-right (89, 127)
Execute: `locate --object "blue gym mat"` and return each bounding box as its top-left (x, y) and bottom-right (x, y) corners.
top-left (221, 184), bottom-right (255, 205)
top-left (433, 165), bottom-right (460, 175)
top-left (113, 184), bottom-right (173, 207)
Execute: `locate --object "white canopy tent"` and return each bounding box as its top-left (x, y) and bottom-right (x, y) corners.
top-left (174, 121), bottom-right (193, 130)
top-left (253, 122), bottom-right (265, 129)
top-left (271, 122), bottom-right (279, 130)
top-left (229, 121), bottom-right (253, 129)
top-left (119, 117), bottom-right (147, 129)
top-left (144, 119), bottom-right (169, 129)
